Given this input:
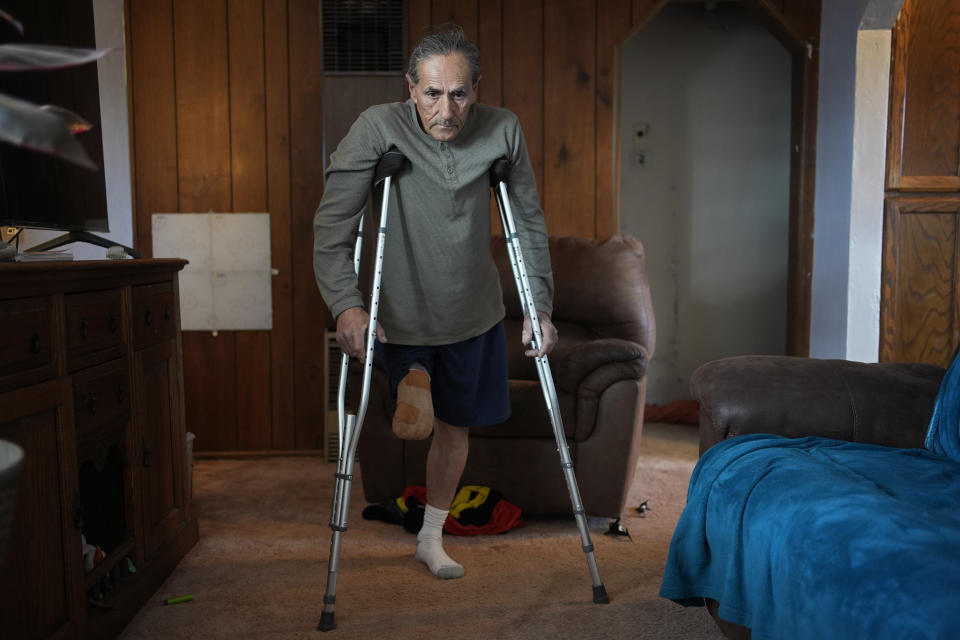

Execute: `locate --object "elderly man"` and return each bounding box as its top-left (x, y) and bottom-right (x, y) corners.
top-left (313, 26), bottom-right (555, 580)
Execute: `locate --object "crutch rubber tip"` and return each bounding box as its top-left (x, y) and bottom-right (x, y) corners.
top-left (317, 612), bottom-right (336, 632)
top-left (593, 584), bottom-right (610, 604)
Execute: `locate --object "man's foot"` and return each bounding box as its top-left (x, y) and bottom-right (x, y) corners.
top-left (415, 537), bottom-right (465, 579)
top-left (415, 503), bottom-right (464, 579)
top-left (393, 369), bottom-right (434, 440)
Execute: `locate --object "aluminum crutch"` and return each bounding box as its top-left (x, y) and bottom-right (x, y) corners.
top-left (318, 147), bottom-right (406, 632)
top-left (489, 157), bottom-right (610, 605)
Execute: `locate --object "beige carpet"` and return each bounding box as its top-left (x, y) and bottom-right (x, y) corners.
top-left (119, 423), bottom-right (722, 640)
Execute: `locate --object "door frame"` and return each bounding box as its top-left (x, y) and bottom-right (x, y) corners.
top-left (612, 0), bottom-right (818, 356)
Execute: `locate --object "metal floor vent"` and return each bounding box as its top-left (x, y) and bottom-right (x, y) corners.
top-left (322, 0), bottom-right (405, 74)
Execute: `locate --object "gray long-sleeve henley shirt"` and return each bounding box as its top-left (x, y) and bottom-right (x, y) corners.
top-left (313, 99), bottom-right (553, 346)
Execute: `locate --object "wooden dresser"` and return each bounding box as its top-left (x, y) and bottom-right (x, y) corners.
top-left (0, 259), bottom-right (198, 640)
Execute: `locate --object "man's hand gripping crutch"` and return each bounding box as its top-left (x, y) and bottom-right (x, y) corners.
top-left (489, 157), bottom-right (610, 605)
top-left (318, 147), bottom-right (406, 633)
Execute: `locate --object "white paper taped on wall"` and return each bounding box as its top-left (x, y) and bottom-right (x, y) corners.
top-left (151, 213), bottom-right (273, 331)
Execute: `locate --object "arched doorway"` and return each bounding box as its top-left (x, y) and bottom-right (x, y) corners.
top-left (614, 0), bottom-right (817, 404)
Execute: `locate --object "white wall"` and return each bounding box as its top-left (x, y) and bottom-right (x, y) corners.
top-left (618, 3), bottom-right (791, 403)
top-left (845, 29), bottom-right (891, 361)
top-left (21, 0), bottom-right (134, 260)
top-left (810, 0), bottom-right (901, 362)
top-left (808, 0), bottom-right (872, 358)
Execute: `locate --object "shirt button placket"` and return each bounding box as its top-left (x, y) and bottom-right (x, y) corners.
top-left (439, 142), bottom-right (456, 181)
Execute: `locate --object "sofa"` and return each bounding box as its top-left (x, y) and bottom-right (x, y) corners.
top-left (355, 234), bottom-right (655, 518)
top-left (660, 355), bottom-right (960, 639)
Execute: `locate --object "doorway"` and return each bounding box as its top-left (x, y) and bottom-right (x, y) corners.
top-left (617, 2), bottom-right (794, 404)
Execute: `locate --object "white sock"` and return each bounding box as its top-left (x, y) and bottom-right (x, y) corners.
top-left (415, 504), bottom-right (464, 579)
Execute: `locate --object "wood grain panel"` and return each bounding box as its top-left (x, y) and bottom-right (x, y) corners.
top-left (227, 0), bottom-right (272, 450)
top-left (182, 332), bottom-right (238, 450)
top-left (408, 0), bottom-right (432, 54)
top-left (174, 0), bottom-right (232, 211)
top-left (289, 0), bottom-right (326, 449)
top-left (236, 331), bottom-right (271, 449)
top-left (503, 1), bottom-right (544, 205)
top-left (432, 0), bottom-right (478, 43)
top-left (127, 0), bottom-right (178, 255)
top-left (781, 0), bottom-right (819, 42)
top-left (596, 0), bottom-right (632, 239)
top-left (477, 0), bottom-right (502, 107)
top-left (228, 0), bottom-right (267, 212)
top-left (887, 0), bottom-right (960, 191)
top-left (173, 0), bottom-right (238, 451)
top-left (0, 380), bottom-right (80, 640)
top-left (544, 0), bottom-right (596, 238)
top-left (881, 197), bottom-right (960, 366)
top-left (478, 0), bottom-right (503, 231)
top-left (265, 0), bottom-right (295, 449)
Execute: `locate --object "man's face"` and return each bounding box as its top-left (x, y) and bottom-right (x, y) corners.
top-left (407, 53), bottom-right (478, 142)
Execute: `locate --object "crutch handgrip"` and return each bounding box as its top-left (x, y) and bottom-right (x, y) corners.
top-left (489, 156), bottom-right (511, 186)
top-left (375, 146), bottom-right (406, 184)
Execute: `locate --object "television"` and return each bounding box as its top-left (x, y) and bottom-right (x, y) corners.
top-left (0, 0), bottom-right (135, 255)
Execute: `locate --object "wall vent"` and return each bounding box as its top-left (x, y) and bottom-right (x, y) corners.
top-left (322, 0), bottom-right (405, 74)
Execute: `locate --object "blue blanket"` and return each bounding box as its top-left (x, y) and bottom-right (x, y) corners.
top-left (660, 356), bottom-right (960, 639)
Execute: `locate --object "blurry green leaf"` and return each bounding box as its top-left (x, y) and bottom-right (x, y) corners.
top-left (0, 44), bottom-right (111, 71)
top-left (0, 93), bottom-right (96, 170)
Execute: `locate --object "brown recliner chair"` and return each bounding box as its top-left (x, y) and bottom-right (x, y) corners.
top-left (355, 234), bottom-right (655, 517)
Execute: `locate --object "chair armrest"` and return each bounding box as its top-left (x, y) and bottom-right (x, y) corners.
top-left (551, 338), bottom-right (648, 394)
top-left (692, 356), bottom-right (945, 455)
top-left (550, 339), bottom-right (648, 441)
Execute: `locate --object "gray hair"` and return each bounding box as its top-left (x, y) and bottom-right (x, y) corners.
top-left (407, 25), bottom-right (481, 85)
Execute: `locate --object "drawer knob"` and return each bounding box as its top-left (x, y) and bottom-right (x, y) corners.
top-left (107, 313), bottom-right (118, 334)
top-left (163, 303), bottom-right (171, 321)
top-left (30, 330), bottom-right (41, 353)
top-left (80, 318), bottom-right (88, 340)
top-left (144, 309), bottom-right (153, 326)
top-left (116, 383), bottom-right (125, 404)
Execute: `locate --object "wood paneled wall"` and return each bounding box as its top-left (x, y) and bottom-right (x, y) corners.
top-left (881, 0), bottom-right (960, 366)
top-left (127, 0), bottom-right (321, 452)
top-left (126, 0), bottom-right (820, 452)
top-left (409, 0), bottom-right (637, 238)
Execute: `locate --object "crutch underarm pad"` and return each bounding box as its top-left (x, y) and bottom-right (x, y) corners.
top-left (550, 338), bottom-right (648, 394)
top-left (375, 147), bottom-right (407, 184)
top-left (489, 156), bottom-right (511, 186)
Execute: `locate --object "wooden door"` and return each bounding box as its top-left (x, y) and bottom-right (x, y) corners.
top-left (881, 197), bottom-right (960, 364)
top-left (134, 339), bottom-right (185, 560)
top-left (881, 0), bottom-right (960, 365)
top-left (885, 0), bottom-right (960, 192)
top-left (0, 380), bottom-right (83, 640)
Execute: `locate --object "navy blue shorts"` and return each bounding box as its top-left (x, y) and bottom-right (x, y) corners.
top-left (375, 322), bottom-right (511, 428)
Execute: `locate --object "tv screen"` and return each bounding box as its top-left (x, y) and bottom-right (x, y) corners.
top-left (0, 0), bottom-right (108, 233)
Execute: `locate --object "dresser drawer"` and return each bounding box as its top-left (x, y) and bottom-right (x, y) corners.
top-left (65, 289), bottom-right (125, 371)
top-left (73, 357), bottom-right (131, 438)
top-left (132, 282), bottom-right (176, 350)
top-left (0, 296), bottom-right (54, 391)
